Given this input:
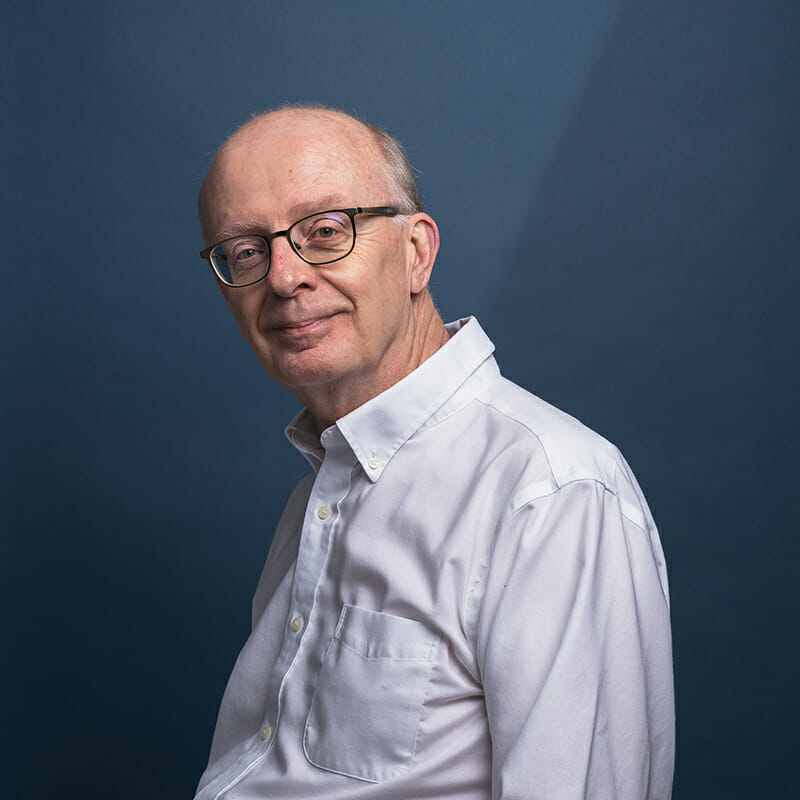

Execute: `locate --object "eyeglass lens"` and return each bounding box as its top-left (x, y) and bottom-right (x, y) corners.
top-left (211, 211), bottom-right (355, 285)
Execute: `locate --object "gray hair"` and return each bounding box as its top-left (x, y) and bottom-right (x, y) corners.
top-left (365, 122), bottom-right (424, 213)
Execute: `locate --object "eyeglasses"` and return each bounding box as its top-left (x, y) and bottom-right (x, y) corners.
top-left (200, 206), bottom-right (401, 287)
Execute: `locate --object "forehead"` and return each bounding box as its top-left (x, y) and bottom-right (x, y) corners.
top-left (205, 111), bottom-right (389, 236)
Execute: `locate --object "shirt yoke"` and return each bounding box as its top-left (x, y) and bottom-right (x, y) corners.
top-left (475, 376), bottom-right (648, 530)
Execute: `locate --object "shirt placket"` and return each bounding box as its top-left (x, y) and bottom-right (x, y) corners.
top-left (208, 427), bottom-right (356, 799)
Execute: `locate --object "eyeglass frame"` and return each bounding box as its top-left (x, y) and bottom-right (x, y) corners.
top-left (200, 206), bottom-right (403, 288)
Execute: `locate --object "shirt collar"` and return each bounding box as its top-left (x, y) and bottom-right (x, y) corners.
top-left (285, 317), bottom-right (497, 481)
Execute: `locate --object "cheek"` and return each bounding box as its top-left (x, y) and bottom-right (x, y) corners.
top-left (224, 287), bottom-right (267, 337)
top-left (346, 251), bottom-right (411, 316)
top-left (346, 281), bottom-right (400, 332)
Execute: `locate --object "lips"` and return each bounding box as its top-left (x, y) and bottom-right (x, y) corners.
top-left (268, 312), bottom-right (341, 335)
top-left (281, 317), bottom-right (326, 330)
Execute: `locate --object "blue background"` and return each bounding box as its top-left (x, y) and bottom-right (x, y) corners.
top-left (4, 1), bottom-right (798, 796)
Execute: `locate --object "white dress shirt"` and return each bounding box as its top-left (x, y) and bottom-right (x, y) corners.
top-left (195, 317), bottom-right (674, 800)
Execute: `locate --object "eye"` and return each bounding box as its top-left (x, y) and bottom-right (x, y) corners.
top-left (235, 247), bottom-right (260, 261)
top-left (230, 238), bottom-right (267, 266)
top-left (302, 215), bottom-right (349, 246)
top-left (308, 220), bottom-right (346, 240)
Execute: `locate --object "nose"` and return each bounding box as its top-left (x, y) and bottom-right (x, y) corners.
top-left (264, 234), bottom-right (317, 297)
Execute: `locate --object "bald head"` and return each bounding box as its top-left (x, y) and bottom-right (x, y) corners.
top-left (196, 104), bottom-right (445, 425)
top-left (199, 106), bottom-right (422, 244)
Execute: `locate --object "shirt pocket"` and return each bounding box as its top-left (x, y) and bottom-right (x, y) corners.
top-left (303, 604), bottom-right (441, 783)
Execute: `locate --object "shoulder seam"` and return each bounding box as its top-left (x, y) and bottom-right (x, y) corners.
top-left (505, 477), bottom-right (617, 518)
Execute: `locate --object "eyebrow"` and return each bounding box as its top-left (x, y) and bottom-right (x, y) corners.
top-left (216, 220), bottom-right (270, 240)
top-left (215, 195), bottom-right (353, 242)
top-left (286, 194), bottom-right (351, 219)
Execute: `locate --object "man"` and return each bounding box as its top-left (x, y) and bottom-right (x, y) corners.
top-left (194, 106), bottom-right (674, 799)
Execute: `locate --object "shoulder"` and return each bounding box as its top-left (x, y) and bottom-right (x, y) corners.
top-left (474, 376), bottom-right (649, 527)
top-left (477, 377), bottom-right (621, 486)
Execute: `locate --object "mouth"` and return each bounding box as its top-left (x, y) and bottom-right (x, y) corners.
top-left (271, 313), bottom-right (339, 337)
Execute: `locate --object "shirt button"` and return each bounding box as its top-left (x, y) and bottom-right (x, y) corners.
top-left (291, 615), bottom-right (304, 632)
top-left (367, 458), bottom-right (380, 470)
top-left (317, 505), bottom-right (331, 520)
top-left (259, 725), bottom-right (272, 741)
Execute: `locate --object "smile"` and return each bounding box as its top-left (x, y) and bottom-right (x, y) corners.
top-left (273, 314), bottom-right (339, 336)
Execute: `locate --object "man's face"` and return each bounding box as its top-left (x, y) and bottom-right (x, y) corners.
top-left (203, 111), bottom-right (430, 415)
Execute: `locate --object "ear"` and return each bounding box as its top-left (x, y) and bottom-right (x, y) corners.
top-left (216, 277), bottom-right (249, 340)
top-left (406, 213), bottom-right (440, 295)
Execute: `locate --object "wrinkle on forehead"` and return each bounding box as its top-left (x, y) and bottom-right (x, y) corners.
top-left (199, 109), bottom-right (390, 243)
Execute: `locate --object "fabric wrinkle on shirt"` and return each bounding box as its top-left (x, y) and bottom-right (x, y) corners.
top-left (194, 317), bottom-right (674, 800)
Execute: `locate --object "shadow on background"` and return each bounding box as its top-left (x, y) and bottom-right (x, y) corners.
top-left (486, 1), bottom-right (799, 796)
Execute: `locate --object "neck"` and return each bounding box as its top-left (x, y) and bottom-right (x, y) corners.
top-left (298, 293), bottom-right (449, 435)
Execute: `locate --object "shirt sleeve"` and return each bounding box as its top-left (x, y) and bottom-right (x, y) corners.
top-left (474, 477), bottom-right (674, 799)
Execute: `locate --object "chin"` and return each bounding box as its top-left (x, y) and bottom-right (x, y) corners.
top-left (266, 353), bottom-right (356, 392)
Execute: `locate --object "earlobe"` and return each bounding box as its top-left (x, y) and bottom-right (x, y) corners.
top-left (407, 213), bottom-right (440, 295)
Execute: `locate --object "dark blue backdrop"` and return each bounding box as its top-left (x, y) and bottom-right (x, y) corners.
top-left (4, 1), bottom-right (798, 797)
